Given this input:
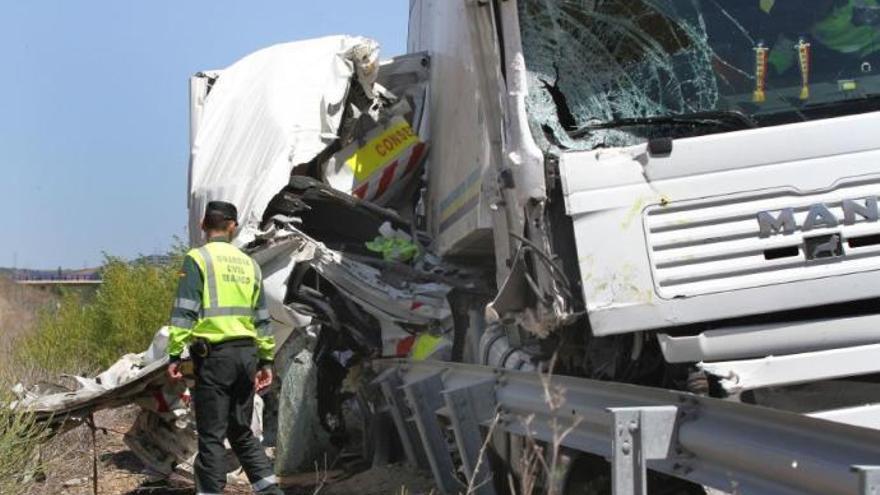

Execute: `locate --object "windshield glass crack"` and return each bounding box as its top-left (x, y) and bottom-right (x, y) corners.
top-left (520, 0), bottom-right (880, 151)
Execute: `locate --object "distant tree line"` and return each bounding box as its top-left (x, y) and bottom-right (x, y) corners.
top-left (6, 254), bottom-right (174, 282)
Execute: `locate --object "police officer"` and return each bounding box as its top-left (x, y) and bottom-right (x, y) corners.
top-left (166, 201), bottom-right (283, 495)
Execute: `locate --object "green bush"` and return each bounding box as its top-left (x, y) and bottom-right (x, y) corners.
top-left (17, 250), bottom-right (183, 373)
top-left (0, 393), bottom-right (49, 494)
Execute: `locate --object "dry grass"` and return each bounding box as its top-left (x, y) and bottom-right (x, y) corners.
top-left (464, 412), bottom-right (500, 495)
top-left (0, 397), bottom-right (51, 494)
top-left (0, 277), bottom-right (57, 359)
top-left (0, 277), bottom-right (58, 494)
top-left (462, 354), bottom-right (583, 495)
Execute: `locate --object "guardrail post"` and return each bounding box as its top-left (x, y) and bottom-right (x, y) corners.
top-left (377, 368), bottom-right (421, 468)
top-left (853, 466), bottom-right (880, 495)
top-left (609, 406), bottom-right (678, 495)
top-left (443, 379), bottom-right (498, 495)
top-left (403, 372), bottom-right (459, 495)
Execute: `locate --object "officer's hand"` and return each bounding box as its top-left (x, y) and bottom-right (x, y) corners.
top-left (167, 362), bottom-right (184, 381)
top-left (255, 368), bottom-right (273, 393)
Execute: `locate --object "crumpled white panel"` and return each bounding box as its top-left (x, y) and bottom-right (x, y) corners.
top-left (189, 36), bottom-right (380, 247)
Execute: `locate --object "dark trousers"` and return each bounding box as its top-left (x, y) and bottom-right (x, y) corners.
top-left (192, 340), bottom-right (281, 494)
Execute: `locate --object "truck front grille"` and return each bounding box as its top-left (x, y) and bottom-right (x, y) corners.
top-left (644, 176), bottom-right (880, 298)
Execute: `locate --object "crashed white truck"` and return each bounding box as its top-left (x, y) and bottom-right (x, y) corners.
top-left (19, 0), bottom-right (880, 491)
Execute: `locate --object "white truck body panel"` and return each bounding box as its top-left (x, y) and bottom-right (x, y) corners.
top-left (560, 111), bottom-right (880, 336)
top-left (810, 404), bottom-right (880, 430)
top-left (408, 0), bottom-right (495, 256)
top-left (700, 342), bottom-right (880, 394)
top-left (658, 312), bottom-right (880, 362)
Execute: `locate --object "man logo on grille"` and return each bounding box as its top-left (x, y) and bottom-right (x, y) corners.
top-left (757, 197), bottom-right (879, 237)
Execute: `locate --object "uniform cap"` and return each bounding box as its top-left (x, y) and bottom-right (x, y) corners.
top-left (205, 201), bottom-right (238, 223)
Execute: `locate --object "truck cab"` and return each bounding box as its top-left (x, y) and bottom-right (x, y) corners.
top-left (410, 0), bottom-right (880, 399)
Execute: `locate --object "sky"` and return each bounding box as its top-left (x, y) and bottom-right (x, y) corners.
top-left (0, 1), bottom-right (408, 269)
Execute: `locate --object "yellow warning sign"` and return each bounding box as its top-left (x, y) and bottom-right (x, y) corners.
top-left (345, 120), bottom-right (419, 181)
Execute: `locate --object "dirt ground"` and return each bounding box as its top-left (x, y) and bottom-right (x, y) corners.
top-left (319, 465), bottom-right (435, 495)
top-left (30, 407), bottom-right (153, 495)
top-left (28, 406), bottom-right (434, 495)
top-left (283, 464), bottom-right (436, 495)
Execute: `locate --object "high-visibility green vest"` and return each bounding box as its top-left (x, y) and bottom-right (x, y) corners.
top-left (187, 242), bottom-right (262, 343)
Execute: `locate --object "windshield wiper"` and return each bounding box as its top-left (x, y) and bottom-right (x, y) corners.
top-left (568, 110), bottom-right (757, 139)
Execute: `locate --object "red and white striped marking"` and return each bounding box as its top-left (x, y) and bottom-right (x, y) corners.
top-left (352, 141), bottom-right (428, 202)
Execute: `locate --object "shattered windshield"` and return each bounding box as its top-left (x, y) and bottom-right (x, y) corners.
top-left (519, 0), bottom-right (880, 151)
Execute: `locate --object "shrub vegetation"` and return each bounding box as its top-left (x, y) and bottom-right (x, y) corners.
top-left (0, 396), bottom-right (48, 494)
top-left (0, 249), bottom-right (183, 491)
top-left (16, 250), bottom-right (183, 373)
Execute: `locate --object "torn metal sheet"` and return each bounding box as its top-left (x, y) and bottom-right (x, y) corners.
top-left (14, 327), bottom-right (269, 481)
top-left (251, 224), bottom-right (453, 327)
top-left (188, 35), bottom-right (383, 248)
top-left (189, 40), bottom-right (438, 365)
top-left (12, 329), bottom-right (172, 423)
top-left (124, 409), bottom-right (197, 478)
top-left (375, 52), bottom-right (430, 140)
top-left (249, 230), bottom-right (313, 347)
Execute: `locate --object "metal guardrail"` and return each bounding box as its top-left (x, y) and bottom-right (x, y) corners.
top-left (374, 359), bottom-right (880, 495)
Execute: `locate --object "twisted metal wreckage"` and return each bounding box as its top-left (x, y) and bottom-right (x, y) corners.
top-left (14, 36), bottom-right (486, 481)
top-left (17, 1), bottom-right (880, 492)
